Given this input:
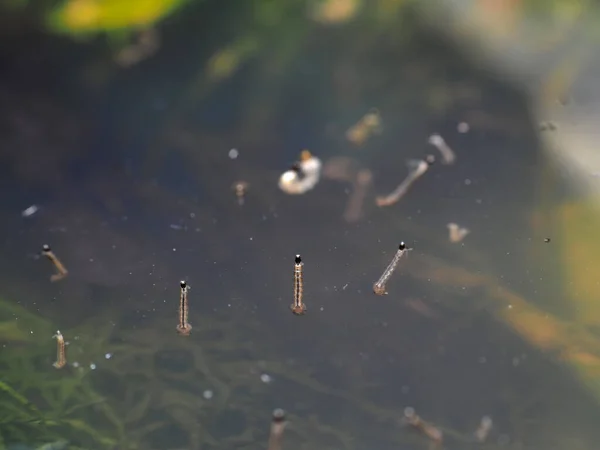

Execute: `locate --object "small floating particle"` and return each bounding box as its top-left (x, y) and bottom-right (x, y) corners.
top-left (22, 205), bottom-right (39, 217)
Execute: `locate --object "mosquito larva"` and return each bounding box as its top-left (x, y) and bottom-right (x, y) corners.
top-left (291, 255), bottom-right (306, 315)
top-left (474, 415), bottom-right (493, 443)
top-left (447, 222), bottom-right (470, 243)
top-left (428, 133), bottom-right (456, 164)
top-left (267, 408), bottom-right (287, 450)
top-left (403, 407), bottom-right (443, 445)
top-left (42, 244), bottom-right (68, 282)
top-left (53, 330), bottom-right (66, 369)
top-left (373, 242), bottom-right (410, 295)
top-left (375, 155), bottom-right (434, 207)
top-left (176, 280), bottom-right (192, 335)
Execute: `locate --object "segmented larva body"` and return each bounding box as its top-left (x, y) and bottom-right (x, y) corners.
top-left (53, 330), bottom-right (66, 369)
top-left (373, 242), bottom-right (410, 295)
top-left (177, 280), bottom-right (192, 335)
top-left (291, 255), bottom-right (306, 315)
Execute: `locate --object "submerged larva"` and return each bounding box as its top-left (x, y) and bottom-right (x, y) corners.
top-left (42, 244), bottom-right (68, 282)
top-left (428, 133), bottom-right (456, 164)
top-left (402, 406), bottom-right (443, 445)
top-left (53, 330), bottom-right (66, 369)
top-left (267, 408), bottom-right (287, 450)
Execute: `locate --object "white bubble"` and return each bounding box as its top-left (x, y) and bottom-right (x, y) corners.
top-left (260, 373), bottom-right (272, 383)
top-left (203, 390), bottom-right (214, 399)
top-left (105, 353), bottom-right (112, 359)
top-left (229, 149), bottom-right (239, 159)
top-left (89, 363), bottom-right (97, 370)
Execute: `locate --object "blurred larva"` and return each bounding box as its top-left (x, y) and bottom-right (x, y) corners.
top-left (376, 155), bottom-right (434, 207)
top-left (267, 408), bottom-right (287, 450)
top-left (428, 133), bottom-right (456, 164)
top-left (42, 244), bottom-right (68, 282)
top-left (346, 108), bottom-right (382, 146)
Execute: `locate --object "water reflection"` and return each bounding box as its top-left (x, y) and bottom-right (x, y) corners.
top-left (1, 2), bottom-right (600, 450)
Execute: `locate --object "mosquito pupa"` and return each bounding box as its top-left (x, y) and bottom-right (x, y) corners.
top-left (267, 408), bottom-right (287, 450)
top-left (447, 223), bottom-right (470, 243)
top-left (53, 330), bottom-right (66, 369)
top-left (373, 242), bottom-right (411, 295)
top-left (428, 133), bottom-right (456, 164)
top-left (376, 155), bottom-right (435, 207)
top-left (346, 108), bottom-right (382, 146)
top-left (278, 149), bottom-right (322, 195)
top-left (291, 255), bottom-right (306, 315)
top-left (42, 244), bottom-right (68, 282)
top-left (402, 407), bottom-right (443, 445)
top-left (177, 280), bottom-right (192, 335)
top-left (474, 415), bottom-right (493, 443)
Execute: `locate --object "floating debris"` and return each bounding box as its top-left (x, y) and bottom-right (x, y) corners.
top-left (457, 122), bottom-right (470, 133)
top-left (21, 204), bottom-right (39, 217)
top-left (278, 150), bottom-right (322, 195)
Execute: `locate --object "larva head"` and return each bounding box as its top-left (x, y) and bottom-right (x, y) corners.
top-left (180, 280), bottom-right (187, 289)
top-left (398, 242), bottom-right (406, 251)
top-left (294, 254), bottom-right (302, 264)
top-left (42, 244), bottom-right (51, 253)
